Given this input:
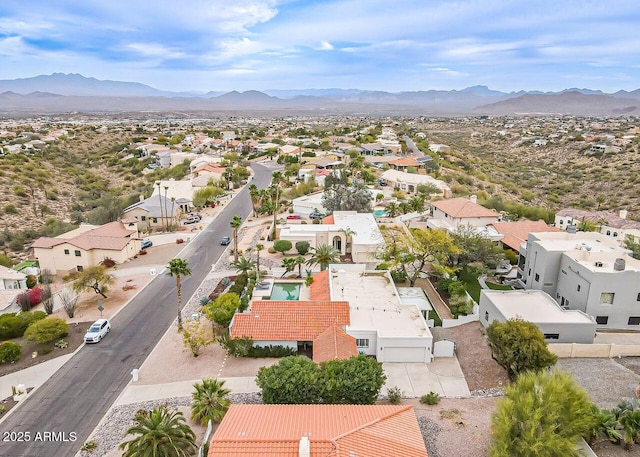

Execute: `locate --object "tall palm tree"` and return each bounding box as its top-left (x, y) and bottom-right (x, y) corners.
top-left (230, 214), bottom-right (243, 262)
top-left (271, 171), bottom-right (283, 240)
top-left (385, 202), bottom-right (399, 217)
top-left (191, 378), bottom-right (232, 426)
top-left (119, 405), bottom-right (196, 457)
top-left (281, 257), bottom-right (297, 278)
top-left (248, 184), bottom-right (261, 217)
top-left (167, 258), bottom-right (191, 331)
top-left (307, 244), bottom-right (341, 271)
top-left (255, 243), bottom-right (264, 273)
top-left (294, 254), bottom-right (306, 278)
top-left (339, 227), bottom-right (357, 254)
top-left (231, 256), bottom-right (256, 276)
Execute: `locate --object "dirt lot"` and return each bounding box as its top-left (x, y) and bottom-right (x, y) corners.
top-left (432, 321), bottom-right (510, 391)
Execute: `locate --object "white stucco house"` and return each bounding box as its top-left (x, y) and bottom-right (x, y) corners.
top-left (479, 289), bottom-right (596, 344)
top-left (554, 208), bottom-right (640, 243)
top-left (379, 169), bottom-right (451, 197)
top-left (291, 191), bottom-right (327, 216)
top-left (279, 211), bottom-right (383, 266)
top-left (521, 231), bottom-right (640, 330)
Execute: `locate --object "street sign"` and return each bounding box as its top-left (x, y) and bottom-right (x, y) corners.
top-left (97, 300), bottom-right (104, 317)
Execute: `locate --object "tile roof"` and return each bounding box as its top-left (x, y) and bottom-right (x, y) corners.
top-left (209, 404), bottom-right (428, 457)
top-left (489, 220), bottom-right (560, 250)
top-left (312, 324), bottom-right (358, 363)
top-left (389, 157), bottom-right (419, 167)
top-left (431, 198), bottom-right (499, 218)
top-left (31, 221), bottom-right (137, 251)
top-left (231, 301), bottom-right (350, 341)
top-left (321, 215), bottom-right (334, 224)
top-left (309, 270), bottom-right (331, 301)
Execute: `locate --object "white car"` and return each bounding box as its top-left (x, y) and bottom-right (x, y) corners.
top-left (84, 318), bottom-right (111, 343)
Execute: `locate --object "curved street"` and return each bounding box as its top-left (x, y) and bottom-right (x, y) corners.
top-left (0, 162), bottom-right (275, 457)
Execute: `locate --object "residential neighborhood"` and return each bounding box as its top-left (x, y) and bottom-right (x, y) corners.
top-left (0, 115), bottom-right (639, 457)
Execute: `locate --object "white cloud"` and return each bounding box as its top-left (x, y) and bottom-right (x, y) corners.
top-left (318, 41), bottom-right (333, 51)
top-left (125, 43), bottom-right (187, 59)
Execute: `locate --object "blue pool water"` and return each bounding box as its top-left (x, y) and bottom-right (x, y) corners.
top-left (270, 283), bottom-right (302, 301)
top-left (373, 209), bottom-right (389, 217)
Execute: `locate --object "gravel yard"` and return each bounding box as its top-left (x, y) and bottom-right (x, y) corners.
top-left (431, 321), bottom-right (510, 391)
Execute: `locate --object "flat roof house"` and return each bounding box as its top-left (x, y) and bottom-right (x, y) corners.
top-left (208, 404), bottom-right (429, 457)
top-left (479, 289), bottom-right (596, 343)
top-left (522, 231), bottom-right (640, 329)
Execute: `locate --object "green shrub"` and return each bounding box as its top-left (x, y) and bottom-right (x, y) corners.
top-left (295, 241), bottom-right (310, 255)
top-left (387, 386), bottom-right (403, 404)
top-left (273, 240), bottom-right (293, 255)
top-left (24, 317), bottom-right (69, 344)
top-left (248, 345), bottom-right (297, 358)
top-left (55, 339), bottom-right (69, 349)
top-left (420, 391), bottom-right (440, 405)
top-left (0, 311), bottom-right (47, 340)
top-left (0, 341), bottom-right (21, 363)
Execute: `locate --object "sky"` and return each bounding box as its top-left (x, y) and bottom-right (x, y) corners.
top-left (0, 0), bottom-right (639, 93)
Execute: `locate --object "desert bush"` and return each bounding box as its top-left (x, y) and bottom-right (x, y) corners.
top-left (0, 311), bottom-right (46, 340)
top-left (387, 386), bottom-right (403, 404)
top-left (24, 317), bottom-right (69, 344)
top-left (26, 275), bottom-right (37, 288)
top-left (273, 240), bottom-right (293, 255)
top-left (0, 341), bottom-right (21, 363)
top-left (420, 391), bottom-right (440, 405)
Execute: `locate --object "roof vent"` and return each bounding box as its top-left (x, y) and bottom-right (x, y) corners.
top-left (614, 258), bottom-right (626, 271)
top-left (594, 261), bottom-right (604, 268)
top-left (566, 225), bottom-right (577, 234)
top-left (299, 436), bottom-right (311, 457)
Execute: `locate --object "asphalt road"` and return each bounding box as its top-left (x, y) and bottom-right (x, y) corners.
top-left (0, 162), bottom-right (275, 457)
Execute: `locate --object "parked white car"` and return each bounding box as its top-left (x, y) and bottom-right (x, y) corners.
top-left (84, 318), bottom-right (111, 343)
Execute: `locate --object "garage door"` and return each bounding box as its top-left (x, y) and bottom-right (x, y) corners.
top-left (383, 347), bottom-right (427, 363)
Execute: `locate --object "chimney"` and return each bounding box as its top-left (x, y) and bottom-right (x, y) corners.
top-left (139, 194), bottom-right (145, 202)
top-left (469, 195), bottom-right (477, 204)
top-left (299, 437), bottom-right (310, 457)
top-left (620, 209), bottom-right (628, 220)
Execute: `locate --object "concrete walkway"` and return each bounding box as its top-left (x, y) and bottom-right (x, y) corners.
top-left (415, 277), bottom-right (453, 319)
top-left (0, 354), bottom-right (74, 400)
top-left (114, 376), bottom-right (259, 406)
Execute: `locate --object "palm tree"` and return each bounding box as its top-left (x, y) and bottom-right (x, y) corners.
top-left (281, 257), bottom-right (297, 278)
top-left (307, 244), bottom-right (341, 271)
top-left (230, 214), bottom-right (242, 262)
top-left (255, 243), bottom-right (264, 273)
top-left (231, 256), bottom-right (256, 276)
top-left (119, 405), bottom-right (196, 457)
top-left (167, 258), bottom-right (192, 331)
top-left (249, 184), bottom-right (261, 217)
top-left (191, 378), bottom-right (232, 426)
top-left (294, 254), bottom-right (306, 278)
top-left (385, 202), bottom-right (399, 217)
top-left (270, 171), bottom-right (283, 240)
top-left (339, 227), bottom-right (357, 254)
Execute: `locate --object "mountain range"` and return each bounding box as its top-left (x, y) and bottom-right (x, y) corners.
top-left (0, 73), bottom-right (638, 116)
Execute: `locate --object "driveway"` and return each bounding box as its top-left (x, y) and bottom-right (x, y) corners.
top-left (383, 358), bottom-right (470, 398)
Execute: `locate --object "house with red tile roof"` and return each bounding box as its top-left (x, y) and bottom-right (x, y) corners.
top-left (488, 220), bottom-right (560, 252)
top-left (389, 156), bottom-right (419, 170)
top-left (312, 324), bottom-right (358, 363)
top-left (32, 220), bottom-right (141, 276)
top-left (208, 404), bottom-right (429, 457)
top-left (428, 196), bottom-right (501, 241)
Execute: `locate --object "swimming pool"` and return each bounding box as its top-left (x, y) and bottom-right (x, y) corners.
top-left (373, 209), bottom-right (389, 217)
top-left (270, 283), bottom-right (302, 301)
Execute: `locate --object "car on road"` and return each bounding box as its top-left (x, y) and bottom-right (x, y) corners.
top-left (220, 236), bottom-right (231, 245)
top-left (309, 212), bottom-right (325, 220)
top-left (183, 215), bottom-right (202, 225)
top-left (140, 239), bottom-right (153, 249)
top-left (84, 318), bottom-right (111, 343)
top-left (378, 180), bottom-right (388, 186)
top-left (286, 214), bottom-right (303, 220)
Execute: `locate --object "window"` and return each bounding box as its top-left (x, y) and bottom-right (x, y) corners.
top-left (600, 292), bottom-right (615, 305)
top-left (76, 266), bottom-right (83, 272)
top-left (74, 250), bottom-right (81, 257)
top-left (534, 273), bottom-right (540, 282)
top-left (485, 311), bottom-right (489, 322)
top-left (544, 333), bottom-right (560, 340)
top-left (141, 216), bottom-right (146, 221)
top-left (356, 339), bottom-right (369, 348)
top-left (629, 317), bottom-right (640, 326)
top-left (64, 249), bottom-right (70, 255)
top-left (152, 217), bottom-right (158, 223)
top-left (577, 285), bottom-right (581, 292)
top-left (606, 230), bottom-right (611, 236)
top-left (613, 232), bottom-right (618, 238)
top-left (637, 293), bottom-right (640, 302)
top-left (559, 220), bottom-right (563, 225)
top-left (596, 316), bottom-right (609, 325)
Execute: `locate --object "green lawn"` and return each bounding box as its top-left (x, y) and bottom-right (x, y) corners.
top-left (460, 267), bottom-right (512, 303)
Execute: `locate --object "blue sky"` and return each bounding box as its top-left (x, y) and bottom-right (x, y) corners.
top-left (0, 0), bottom-right (639, 93)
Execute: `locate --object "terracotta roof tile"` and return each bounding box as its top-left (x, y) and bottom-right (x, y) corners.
top-left (389, 157), bottom-right (419, 167)
top-left (322, 214), bottom-right (334, 224)
top-left (209, 405), bottom-right (428, 457)
top-left (489, 220), bottom-right (560, 250)
top-left (309, 270), bottom-right (331, 301)
top-left (312, 324), bottom-right (358, 363)
top-left (231, 301), bottom-right (350, 341)
top-left (432, 198), bottom-right (499, 218)
top-left (32, 221), bottom-right (136, 251)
